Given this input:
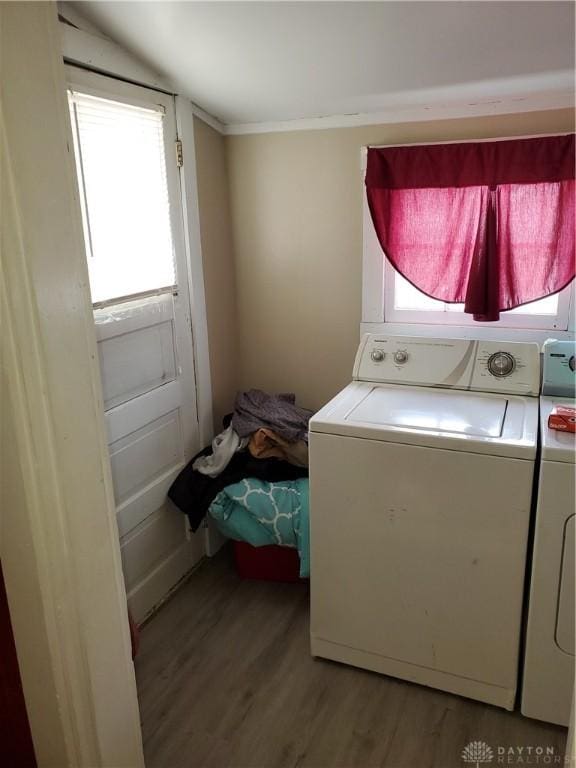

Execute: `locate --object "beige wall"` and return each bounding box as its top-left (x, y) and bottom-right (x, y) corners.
top-left (227, 108), bottom-right (575, 412)
top-left (194, 116), bottom-right (239, 431)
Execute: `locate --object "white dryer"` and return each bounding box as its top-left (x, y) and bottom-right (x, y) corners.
top-left (309, 334), bottom-right (540, 710)
top-left (521, 340), bottom-right (575, 726)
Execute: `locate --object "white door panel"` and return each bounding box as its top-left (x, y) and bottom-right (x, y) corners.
top-left (126, 541), bottom-right (201, 623)
top-left (104, 377), bottom-right (182, 444)
top-left (67, 67), bottom-right (204, 620)
top-left (116, 471), bottom-right (182, 539)
top-left (120, 506), bottom-right (187, 590)
top-left (109, 409), bottom-right (182, 505)
top-left (98, 320), bottom-right (177, 410)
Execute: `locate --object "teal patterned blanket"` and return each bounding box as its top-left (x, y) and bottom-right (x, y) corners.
top-left (208, 478), bottom-right (310, 577)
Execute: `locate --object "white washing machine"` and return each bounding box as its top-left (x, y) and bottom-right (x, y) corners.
top-left (521, 340), bottom-right (575, 726)
top-left (309, 334), bottom-right (540, 710)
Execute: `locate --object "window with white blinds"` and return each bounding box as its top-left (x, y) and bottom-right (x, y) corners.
top-left (68, 91), bottom-right (176, 305)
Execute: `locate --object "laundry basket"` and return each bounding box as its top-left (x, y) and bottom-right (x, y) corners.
top-left (233, 541), bottom-right (304, 582)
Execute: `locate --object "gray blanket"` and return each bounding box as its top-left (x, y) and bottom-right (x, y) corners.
top-left (232, 389), bottom-right (313, 443)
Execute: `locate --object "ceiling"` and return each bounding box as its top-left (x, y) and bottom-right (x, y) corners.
top-left (65, 1), bottom-right (575, 129)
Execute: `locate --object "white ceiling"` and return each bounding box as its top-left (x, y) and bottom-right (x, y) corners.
top-left (66, 1), bottom-right (575, 130)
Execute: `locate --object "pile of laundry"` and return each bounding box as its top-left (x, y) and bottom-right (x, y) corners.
top-left (168, 389), bottom-right (312, 577)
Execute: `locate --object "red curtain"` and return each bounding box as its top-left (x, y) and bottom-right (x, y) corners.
top-left (366, 135), bottom-right (575, 321)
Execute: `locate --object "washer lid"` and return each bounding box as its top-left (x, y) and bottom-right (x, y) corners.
top-left (347, 387), bottom-right (507, 438)
top-left (309, 382), bottom-right (538, 459)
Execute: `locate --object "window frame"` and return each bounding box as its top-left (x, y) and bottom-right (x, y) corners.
top-left (362, 165), bottom-right (575, 342)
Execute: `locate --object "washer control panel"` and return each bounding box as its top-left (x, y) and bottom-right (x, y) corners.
top-left (354, 334), bottom-right (540, 395)
top-left (471, 341), bottom-right (539, 394)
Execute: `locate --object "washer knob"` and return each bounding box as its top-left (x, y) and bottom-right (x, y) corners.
top-left (487, 351), bottom-right (516, 377)
top-left (569, 355), bottom-right (575, 372)
top-left (371, 349), bottom-right (385, 363)
top-left (394, 350), bottom-right (409, 365)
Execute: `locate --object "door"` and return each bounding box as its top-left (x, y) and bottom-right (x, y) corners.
top-left (67, 67), bottom-right (204, 621)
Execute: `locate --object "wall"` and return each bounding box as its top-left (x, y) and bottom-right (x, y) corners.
top-left (194, 116), bottom-right (239, 430)
top-left (227, 108), bottom-right (575, 411)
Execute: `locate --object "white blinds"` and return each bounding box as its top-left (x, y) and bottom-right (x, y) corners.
top-left (69, 91), bottom-right (176, 304)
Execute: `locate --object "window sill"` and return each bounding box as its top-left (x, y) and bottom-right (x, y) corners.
top-left (360, 321), bottom-right (575, 347)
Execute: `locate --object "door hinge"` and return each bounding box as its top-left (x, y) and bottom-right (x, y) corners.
top-left (175, 139), bottom-right (184, 167)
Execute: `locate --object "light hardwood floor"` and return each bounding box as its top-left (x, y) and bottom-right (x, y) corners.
top-left (135, 548), bottom-right (567, 768)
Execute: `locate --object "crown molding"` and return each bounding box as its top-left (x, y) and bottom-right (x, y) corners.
top-left (225, 89), bottom-right (575, 136)
top-left (224, 71), bottom-right (575, 135)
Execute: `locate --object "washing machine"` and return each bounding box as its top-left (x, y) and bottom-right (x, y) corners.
top-left (521, 339), bottom-right (575, 726)
top-left (309, 334), bottom-right (540, 710)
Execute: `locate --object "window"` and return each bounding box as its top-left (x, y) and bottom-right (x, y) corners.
top-left (384, 258), bottom-right (572, 330)
top-left (362, 163), bottom-right (575, 338)
top-left (365, 136), bottom-right (575, 324)
top-left (68, 90), bottom-right (176, 305)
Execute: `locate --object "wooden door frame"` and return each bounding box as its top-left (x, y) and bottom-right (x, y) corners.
top-left (1, 3), bottom-right (144, 765)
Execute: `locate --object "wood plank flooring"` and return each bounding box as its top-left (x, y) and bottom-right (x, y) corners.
top-left (135, 548), bottom-right (567, 768)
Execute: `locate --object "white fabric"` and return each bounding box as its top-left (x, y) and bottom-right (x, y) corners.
top-left (192, 425), bottom-right (248, 478)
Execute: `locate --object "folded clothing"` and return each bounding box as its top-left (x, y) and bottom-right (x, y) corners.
top-left (232, 389), bottom-right (313, 443)
top-left (168, 446), bottom-right (307, 532)
top-left (208, 478), bottom-right (310, 578)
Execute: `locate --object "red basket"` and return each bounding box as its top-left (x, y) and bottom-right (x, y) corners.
top-left (233, 541), bottom-right (304, 582)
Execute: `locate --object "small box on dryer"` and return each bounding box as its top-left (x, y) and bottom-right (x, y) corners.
top-left (548, 405), bottom-right (576, 433)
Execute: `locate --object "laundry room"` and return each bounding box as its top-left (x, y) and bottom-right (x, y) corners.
top-left (1, 2), bottom-right (575, 768)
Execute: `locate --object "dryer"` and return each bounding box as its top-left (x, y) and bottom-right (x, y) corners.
top-left (309, 334), bottom-right (540, 710)
top-left (521, 339), bottom-right (575, 726)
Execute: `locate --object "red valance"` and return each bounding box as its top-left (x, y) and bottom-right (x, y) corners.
top-left (366, 135), bottom-right (575, 321)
